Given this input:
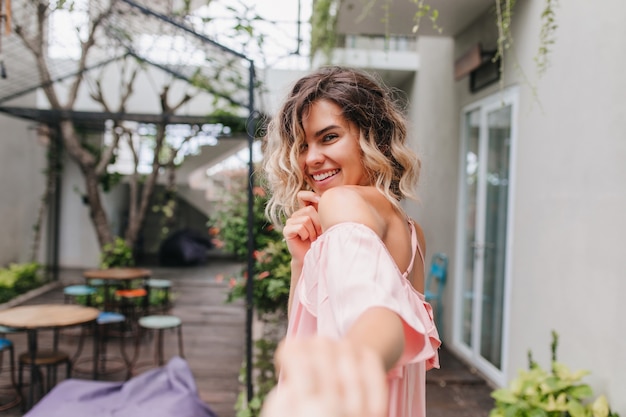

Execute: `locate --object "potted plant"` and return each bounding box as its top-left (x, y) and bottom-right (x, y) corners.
top-left (490, 331), bottom-right (619, 417)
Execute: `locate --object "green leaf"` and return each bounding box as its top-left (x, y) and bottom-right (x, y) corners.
top-left (492, 388), bottom-right (519, 404)
top-left (591, 395), bottom-right (610, 417)
top-left (567, 398), bottom-right (589, 417)
top-left (567, 384), bottom-right (593, 400)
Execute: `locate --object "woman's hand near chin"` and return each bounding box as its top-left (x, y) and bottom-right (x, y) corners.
top-left (282, 191), bottom-right (322, 265)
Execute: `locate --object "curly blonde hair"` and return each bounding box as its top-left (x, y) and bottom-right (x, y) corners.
top-left (262, 66), bottom-right (421, 226)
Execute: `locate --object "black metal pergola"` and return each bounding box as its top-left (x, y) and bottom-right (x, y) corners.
top-left (0, 0), bottom-right (258, 401)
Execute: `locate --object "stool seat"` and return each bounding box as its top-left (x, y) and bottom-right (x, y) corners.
top-left (0, 325), bottom-right (19, 334)
top-left (115, 288), bottom-right (147, 298)
top-left (146, 279), bottom-right (171, 288)
top-left (63, 285), bottom-right (97, 296)
top-left (18, 350), bottom-right (70, 366)
top-left (97, 312), bottom-right (126, 325)
top-left (138, 315), bottom-right (181, 329)
top-left (0, 339), bottom-right (12, 350)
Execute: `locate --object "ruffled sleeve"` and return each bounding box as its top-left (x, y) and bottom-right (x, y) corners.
top-left (297, 222), bottom-right (440, 370)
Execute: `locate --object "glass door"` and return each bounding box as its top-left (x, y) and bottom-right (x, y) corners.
top-left (455, 89), bottom-right (517, 383)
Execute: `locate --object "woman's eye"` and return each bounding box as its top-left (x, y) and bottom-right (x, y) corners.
top-left (322, 133), bottom-right (338, 142)
top-left (299, 143), bottom-right (308, 152)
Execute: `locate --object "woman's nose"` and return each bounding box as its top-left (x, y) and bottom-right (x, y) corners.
top-left (305, 144), bottom-right (324, 166)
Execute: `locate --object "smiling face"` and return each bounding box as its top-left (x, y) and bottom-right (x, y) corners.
top-left (298, 99), bottom-right (370, 194)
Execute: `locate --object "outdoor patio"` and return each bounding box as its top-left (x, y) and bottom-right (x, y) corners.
top-left (0, 257), bottom-right (494, 417)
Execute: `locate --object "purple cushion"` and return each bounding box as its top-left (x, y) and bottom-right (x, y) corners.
top-left (25, 356), bottom-right (216, 417)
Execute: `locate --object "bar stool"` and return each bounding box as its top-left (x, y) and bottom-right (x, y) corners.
top-left (146, 279), bottom-right (173, 314)
top-left (17, 350), bottom-right (71, 401)
top-left (63, 285), bottom-right (97, 306)
top-left (73, 311), bottom-right (132, 379)
top-left (137, 315), bottom-right (184, 367)
top-left (0, 338), bottom-right (21, 411)
top-left (115, 288), bottom-right (148, 327)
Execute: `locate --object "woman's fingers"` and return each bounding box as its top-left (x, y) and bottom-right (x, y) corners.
top-left (283, 206), bottom-right (322, 242)
top-left (297, 190), bottom-right (320, 209)
top-left (269, 338), bottom-right (389, 417)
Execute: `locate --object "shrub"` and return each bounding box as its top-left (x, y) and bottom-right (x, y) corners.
top-left (210, 172), bottom-right (289, 316)
top-left (100, 236), bottom-right (135, 269)
top-left (0, 262), bottom-right (42, 304)
top-left (490, 331), bottom-right (619, 417)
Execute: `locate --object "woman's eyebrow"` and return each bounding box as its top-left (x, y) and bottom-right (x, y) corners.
top-left (314, 125), bottom-right (341, 138)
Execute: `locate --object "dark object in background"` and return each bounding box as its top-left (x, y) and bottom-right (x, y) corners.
top-left (158, 229), bottom-right (213, 267)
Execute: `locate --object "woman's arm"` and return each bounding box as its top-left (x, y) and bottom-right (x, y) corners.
top-left (317, 187), bottom-right (405, 371)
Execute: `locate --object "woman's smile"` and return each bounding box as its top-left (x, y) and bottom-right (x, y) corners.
top-left (311, 169), bottom-right (340, 182)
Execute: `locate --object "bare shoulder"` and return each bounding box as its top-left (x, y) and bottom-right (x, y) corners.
top-left (317, 186), bottom-right (386, 237)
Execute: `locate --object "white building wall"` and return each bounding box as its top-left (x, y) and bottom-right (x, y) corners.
top-left (404, 36), bottom-right (457, 342)
top-left (0, 93), bottom-right (48, 266)
top-left (58, 150), bottom-right (127, 268)
top-left (452, 0), bottom-right (626, 411)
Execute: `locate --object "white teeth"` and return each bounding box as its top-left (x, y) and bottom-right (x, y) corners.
top-left (312, 169), bottom-right (339, 181)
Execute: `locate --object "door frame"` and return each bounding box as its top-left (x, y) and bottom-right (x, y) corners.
top-left (450, 86), bottom-right (519, 387)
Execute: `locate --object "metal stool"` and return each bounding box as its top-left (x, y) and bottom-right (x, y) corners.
top-left (63, 285), bottom-right (97, 306)
top-left (115, 288), bottom-right (148, 325)
top-left (73, 311), bottom-right (132, 379)
top-left (17, 350), bottom-right (71, 402)
top-left (137, 315), bottom-right (184, 367)
top-left (0, 338), bottom-right (21, 411)
top-left (146, 279), bottom-right (173, 314)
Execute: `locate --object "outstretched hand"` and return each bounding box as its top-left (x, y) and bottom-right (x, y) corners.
top-left (260, 337), bottom-right (388, 417)
top-left (282, 191), bottom-right (322, 264)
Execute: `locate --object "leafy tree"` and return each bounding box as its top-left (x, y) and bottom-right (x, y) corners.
top-left (11, 0), bottom-right (266, 258)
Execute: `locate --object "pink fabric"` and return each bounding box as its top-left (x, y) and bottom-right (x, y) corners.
top-left (286, 222), bottom-right (441, 417)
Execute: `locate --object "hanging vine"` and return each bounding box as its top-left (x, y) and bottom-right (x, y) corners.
top-left (534, 0), bottom-right (558, 76)
top-left (310, 0), bottom-right (558, 80)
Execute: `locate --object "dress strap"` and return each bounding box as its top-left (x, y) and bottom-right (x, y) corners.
top-left (402, 220), bottom-right (423, 279)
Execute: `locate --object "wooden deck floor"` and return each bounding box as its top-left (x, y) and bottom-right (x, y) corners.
top-left (0, 258), bottom-right (495, 417)
top-left (0, 260), bottom-right (246, 417)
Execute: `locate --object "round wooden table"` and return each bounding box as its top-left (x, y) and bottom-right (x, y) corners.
top-left (83, 268), bottom-right (152, 311)
top-left (0, 304), bottom-right (100, 410)
top-left (83, 267), bottom-right (151, 282)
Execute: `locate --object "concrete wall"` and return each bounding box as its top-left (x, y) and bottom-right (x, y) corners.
top-left (451, 0), bottom-right (626, 411)
top-left (404, 36), bottom-right (458, 343)
top-left (0, 93), bottom-right (48, 267)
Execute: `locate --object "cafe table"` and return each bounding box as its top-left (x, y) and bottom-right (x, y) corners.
top-left (83, 267), bottom-right (152, 311)
top-left (0, 304), bottom-right (100, 410)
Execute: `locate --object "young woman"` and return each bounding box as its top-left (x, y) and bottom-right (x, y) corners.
top-left (260, 66), bottom-right (440, 417)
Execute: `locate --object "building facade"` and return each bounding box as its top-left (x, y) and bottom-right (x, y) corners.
top-left (289, 0), bottom-right (626, 411)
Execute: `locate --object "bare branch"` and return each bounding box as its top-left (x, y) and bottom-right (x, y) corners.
top-left (65, 0), bottom-right (120, 109)
top-left (95, 123), bottom-right (123, 176)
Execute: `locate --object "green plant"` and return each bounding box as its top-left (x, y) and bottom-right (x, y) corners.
top-left (100, 236), bottom-right (135, 269)
top-left (234, 338), bottom-right (279, 417)
top-left (0, 262), bottom-right (42, 304)
top-left (226, 238), bottom-right (291, 315)
top-left (490, 331), bottom-right (619, 417)
top-left (210, 171), bottom-right (291, 415)
top-left (210, 172), bottom-right (289, 316)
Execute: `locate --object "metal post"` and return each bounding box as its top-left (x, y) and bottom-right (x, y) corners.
top-left (245, 60), bottom-right (256, 403)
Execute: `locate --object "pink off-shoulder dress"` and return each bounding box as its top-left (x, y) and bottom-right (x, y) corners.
top-left (285, 221), bottom-right (441, 417)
